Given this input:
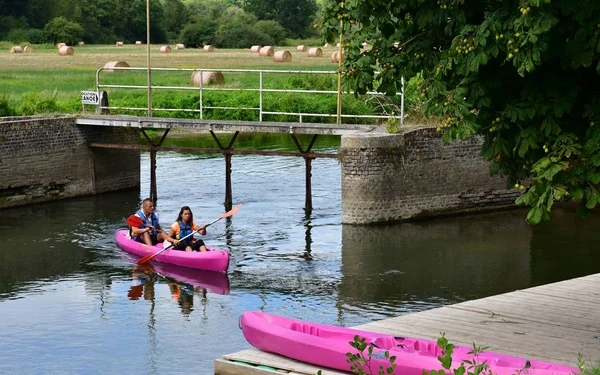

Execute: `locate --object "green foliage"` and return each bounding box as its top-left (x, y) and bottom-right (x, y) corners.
top-left (577, 353), bottom-right (600, 375)
top-left (179, 19), bottom-right (219, 47)
top-left (386, 116), bottom-right (399, 134)
top-left (253, 20), bottom-right (288, 46)
top-left (286, 74), bottom-right (337, 91)
top-left (346, 335), bottom-right (397, 375)
top-left (215, 23), bottom-right (273, 49)
top-left (243, 0), bottom-right (318, 38)
top-left (16, 90), bottom-right (60, 115)
top-left (321, 0), bottom-right (600, 224)
top-left (0, 95), bottom-right (16, 117)
top-left (423, 333), bottom-right (491, 375)
top-left (43, 16), bottom-right (84, 45)
top-left (163, 0), bottom-right (189, 42)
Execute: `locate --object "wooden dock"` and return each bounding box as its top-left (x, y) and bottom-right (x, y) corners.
top-left (215, 273), bottom-right (600, 375)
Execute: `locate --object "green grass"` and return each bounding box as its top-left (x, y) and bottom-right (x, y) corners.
top-left (0, 43), bottom-right (406, 123)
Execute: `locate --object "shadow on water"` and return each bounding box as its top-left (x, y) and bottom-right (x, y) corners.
top-left (338, 207), bottom-right (600, 315)
top-left (0, 189), bottom-right (142, 297)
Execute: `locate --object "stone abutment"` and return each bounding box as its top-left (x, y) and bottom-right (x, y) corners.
top-left (340, 127), bottom-right (519, 224)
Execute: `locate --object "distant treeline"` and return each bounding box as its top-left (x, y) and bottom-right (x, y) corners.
top-left (0, 0), bottom-right (319, 47)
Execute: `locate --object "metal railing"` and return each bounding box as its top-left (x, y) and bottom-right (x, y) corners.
top-left (95, 67), bottom-right (404, 124)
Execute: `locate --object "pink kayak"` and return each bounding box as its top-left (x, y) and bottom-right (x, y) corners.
top-left (240, 312), bottom-right (577, 375)
top-left (115, 229), bottom-right (230, 272)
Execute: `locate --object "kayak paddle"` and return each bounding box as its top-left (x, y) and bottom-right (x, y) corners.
top-left (126, 215), bottom-right (144, 228)
top-left (136, 204), bottom-right (242, 265)
top-left (127, 214), bottom-right (164, 233)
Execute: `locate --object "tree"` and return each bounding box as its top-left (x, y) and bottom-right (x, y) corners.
top-left (162, 0), bottom-right (189, 41)
top-left (43, 16), bottom-right (84, 45)
top-left (253, 20), bottom-right (287, 45)
top-left (244, 0), bottom-right (317, 38)
top-left (321, 0), bottom-right (600, 224)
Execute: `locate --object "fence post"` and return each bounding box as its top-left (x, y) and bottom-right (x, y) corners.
top-left (200, 70), bottom-right (204, 120)
top-left (259, 71), bottom-right (263, 122)
top-left (400, 76), bottom-right (405, 126)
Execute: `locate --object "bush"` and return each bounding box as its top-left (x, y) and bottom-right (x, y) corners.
top-left (179, 20), bottom-right (219, 48)
top-left (0, 95), bottom-right (15, 116)
top-left (215, 23), bottom-right (273, 48)
top-left (43, 17), bottom-right (85, 46)
top-left (7, 28), bottom-right (29, 44)
top-left (16, 91), bottom-right (60, 116)
top-left (253, 20), bottom-right (288, 46)
top-left (26, 29), bottom-right (45, 44)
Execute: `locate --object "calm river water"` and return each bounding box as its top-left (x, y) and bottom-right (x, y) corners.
top-left (1, 134), bottom-right (599, 374)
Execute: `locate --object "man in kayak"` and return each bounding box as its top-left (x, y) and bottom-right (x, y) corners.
top-left (167, 206), bottom-right (207, 252)
top-left (130, 198), bottom-right (174, 246)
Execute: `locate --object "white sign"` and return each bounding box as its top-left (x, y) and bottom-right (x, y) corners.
top-left (81, 91), bottom-right (100, 105)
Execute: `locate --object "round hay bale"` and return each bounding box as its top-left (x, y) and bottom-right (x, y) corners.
top-left (136, 41), bottom-right (142, 45)
top-left (160, 45), bottom-right (171, 53)
top-left (250, 45), bottom-right (262, 53)
top-left (176, 43), bottom-right (185, 50)
top-left (336, 42), bottom-right (341, 48)
top-left (203, 45), bottom-right (215, 52)
top-left (324, 43), bottom-right (332, 48)
top-left (24, 46), bottom-right (34, 53)
top-left (190, 71), bottom-right (225, 85)
top-left (331, 50), bottom-right (343, 63)
top-left (116, 41), bottom-right (124, 46)
top-left (259, 46), bottom-right (274, 57)
top-left (296, 45), bottom-right (307, 52)
top-left (57, 43), bottom-right (66, 48)
top-left (58, 46), bottom-right (74, 56)
top-left (10, 46), bottom-right (22, 53)
top-left (79, 41), bottom-right (85, 46)
top-left (103, 61), bottom-right (130, 73)
top-left (307, 47), bottom-right (322, 57)
top-left (274, 50), bottom-right (292, 62)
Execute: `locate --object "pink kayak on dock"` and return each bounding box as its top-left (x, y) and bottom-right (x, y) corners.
top-left (115, 229), bottom-right (230, 273)
top-left (240, 311), bottom-right (577, 375)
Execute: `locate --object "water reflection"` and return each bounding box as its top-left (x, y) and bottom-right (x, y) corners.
top-left (129, 263), bottom-right (230, 298)
top-left (340, 210), bottom-right (534, 312)
top-left (129, 265), bottom-right (159, 301)
top-left (0, 189), bottom-right (141, 298)
top-left (128, 263), bottom-right (227, 319)
top-left (301, 213), bottom-right (313, 260)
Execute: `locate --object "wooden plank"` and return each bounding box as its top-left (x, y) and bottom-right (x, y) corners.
top-left (221, 349), bottom-right (346, 375)
top-left (215, 359), bottom-right (283, 375)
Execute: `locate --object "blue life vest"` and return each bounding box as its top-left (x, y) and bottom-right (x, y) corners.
top-left (132, 210), bottom-right (159, 238)
top-left (177, 220), bottom-right (193, 246)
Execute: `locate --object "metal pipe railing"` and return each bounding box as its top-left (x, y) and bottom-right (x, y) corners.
top-left (95, 67), bottom-right (404, 124)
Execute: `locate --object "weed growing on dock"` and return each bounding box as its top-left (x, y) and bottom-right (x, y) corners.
top-left (425, 333), bottom-right (492, 375)
top-left (315, 333), bottom-right (600, 375)
top-left (577, 353), bottom-right (600, 375)
top-left (345, 335), bottom-right (397, 375)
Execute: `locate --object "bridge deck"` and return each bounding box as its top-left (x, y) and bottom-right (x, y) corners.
top-left (75, 115), bottom-right (384, 135)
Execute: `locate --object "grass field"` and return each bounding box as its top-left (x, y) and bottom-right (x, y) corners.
top-left (1, 43), bottom-right (339, 96)
top-left (0, 42), bottom-right (418, 125)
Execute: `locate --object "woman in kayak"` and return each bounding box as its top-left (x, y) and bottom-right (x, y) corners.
top-left (168, 206), bottom-right (207, 252)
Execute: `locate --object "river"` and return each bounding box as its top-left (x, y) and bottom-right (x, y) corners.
top-left (1, 134), bottom-right (599, 374)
